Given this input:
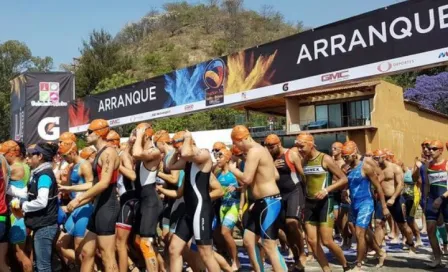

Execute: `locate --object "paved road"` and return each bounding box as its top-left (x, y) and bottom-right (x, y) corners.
top-left (235, 234), bottom-right (448, 271)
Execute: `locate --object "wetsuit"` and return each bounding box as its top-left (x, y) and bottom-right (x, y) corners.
top-left (64, 161), bottom-right (93, 238)
top-left (303, 153), bottom-right (334, 227)
top-left (347, 161), bottom-right (374, 229)
top-left (403, 169), bottom-right (420, 223)
top-left (7, 162), bottom-right (30, 244)
top-left (169, 170), bottom-right (185, 233)
top-left (116, 160), bottom-right (141, 232)
top-left (217, 170), bottom-right (240, 230)
top-left (87, 147), bottom-right (120, 235)
top-left (161, 150), bottom-right (179, 230)
top-left (425, 160), bottom-right (448, 223)
top-left (276, 149), bottom-right (305, 223)
top-left (138, 157), bottom-right (163, 238)
top-left (175, 162), bottom-right (213, 245)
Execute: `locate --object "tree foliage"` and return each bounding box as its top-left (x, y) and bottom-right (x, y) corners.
top-left (404, 72), bottom-right (448, 114)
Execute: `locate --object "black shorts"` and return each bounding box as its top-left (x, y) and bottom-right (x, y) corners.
top-left (169, 198), bottom-right (185, 233)
top-left (0, 214), bottom-right (9, 243)
top-left (281, 186), bottom-right (305, 222)
top-left (245, 194), bottom-right (282, 240)
top-left (333, 190), bottom-right (342, 209)
top-left (161, 200), bottom-right (174, 229)
top-left (87, 198), bottom-right (120, 236)
top-left (386, 196), bottom-right (406, 223)
top-left (139, 185), bottom-right (163, 238)
top-left (304, 197), bottom-right (334, 228)
top-left (116, 193), bottom-right (140, 231)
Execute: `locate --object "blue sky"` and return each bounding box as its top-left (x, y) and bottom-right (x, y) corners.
top-left (0, 0), bottom-right (403, 69)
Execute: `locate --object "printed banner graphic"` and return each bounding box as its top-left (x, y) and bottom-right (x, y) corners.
top-left (69, 0), bottom-right (448, 132)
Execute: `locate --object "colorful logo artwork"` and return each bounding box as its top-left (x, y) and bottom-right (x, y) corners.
top-left (39, 82), bottom-right (59, 102)
top-left (204, 59), bottom-right (226, 106)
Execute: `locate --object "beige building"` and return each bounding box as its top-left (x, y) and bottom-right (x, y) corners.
top-left (241, 80), bottom-right (448, 167)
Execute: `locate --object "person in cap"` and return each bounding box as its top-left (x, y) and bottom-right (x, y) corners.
top-left (153, 130), bottom-right (183, 246)
top-left (164, 130), bottom-right (220, 272)
top-left (80, 146), bottom-right (97, 165)
top-left (67, 119), bottom-right (120, 272)
top-left (424, 140), bottom-right (448, 268)
top-left (212, 142), bottom-right (226, 159)
top-left (331, 142), bottom-right (345, 243)
top-left (56, 140), bottom-right (94, 270)
top-left (414, 139), bottom-right (431, 234)
top-left (106, 130), bottom-right (121, 149)
top-left (0, 140), bottom-right (32, 272)
top-left (341, 143), bottom-right (388, 270)
top-left (265, 133), bottom-right (306, 270)
top-left (226, 126), bottom-right (286, 272)
top-left (371, 149), bottom-right (417, 254)
top-left (12, 142), bottom-right (59, 272)
top-left (295, 133), bottom-right (350, 272)
top-left (114, 130), bottom-right (139, 272)
top-left (131, 122), bottom-right (163, 272)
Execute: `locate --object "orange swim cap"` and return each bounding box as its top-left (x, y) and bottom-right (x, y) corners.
top-left (172, 131), bottom-right (186, 148)
top-left (136, 123), bottom-right (155, 138)
top-left (88, 119), bottom-right (110, 139)
top-left (231, 125), bottom-right (250, 142)
top-left (430, 140), bottom-right (444, 150)
top-left (0, 140), bottom-right (20, 156)
top-left (341, 144), bottom-right (357, 156)
top-left (265, 134), bottom-right (281, 145)
top-left (58, 140), bottom-right (77, 155)
top-left (213, 142), bottom-right (226, 151)
top-left (231, 145), bottom-right (243, 156)
top-left (219, 148), bottom-right (232, 162)
top-left (373, 149), bottom-right (386, 157)
top-left (153, 130), bottom-right (171, 143)
top-left (365, 150), bottom-right (373, 157)
top-left (332, 142), bottom-right (343, 149)
top-left (80, 147), bottom-right (96, 160)
top-left (344, 141), bottom-right (357, 148)
top-left (59, 132), bottom-right (77, 143)
top-left (106, 130), bottom-right (120, 147)
top-left (296, 133), bottom-right (314, 145)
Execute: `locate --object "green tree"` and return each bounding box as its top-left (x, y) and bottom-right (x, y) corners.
top-left (0, 40), bottom-right (53, 140)
top-left (92, 72), bottom-right (137, 94)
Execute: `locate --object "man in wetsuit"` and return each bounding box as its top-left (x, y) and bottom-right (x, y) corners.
top-left (166, 130), bottom-right (220, 272)
top-left (372, 149), bottom-right (417, 254)
top-left (424, 140), bottom-right (448, 268)
top-left (228, 126), bottom-right (286, 272)
top-left (68, 119), bottom-right (120, 272)
top-left (296, 133), bottom-right (350, 272)
top-left (341, 144), bottom-right (388, 271)
top-left (132, 123), bottom-right (163, 272)
top-left (265, 134), bottom-right (306, 270)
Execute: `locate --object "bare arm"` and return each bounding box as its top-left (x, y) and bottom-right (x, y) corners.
top-left (365, 159), bottom-right (387, 208)
top-left (157, 182), bottom-right (184, 199)
top-left (158, 169), bottom-right (180, 185)
top-left (167, 151), bottom-right (186, 171)
top-left (391, 164), bottom-right (404, 200)
top-left (78, 148), bottom-right (118, 202)
top-left (229, 149), bottom-right (260, 185)
top-left (289, 150), bottom-right (305, 180)
top-left (119, 153), bottom-right (136, 182)
top-left (209, 173), bottom-right (224, 201)
top-left (1, 156), bottom-right (8, 186)
top-left (10, 164), bottom-right (24, 182)
top-left (181, 136), bottom-right (210, 165)
top-left (323, 155), bottom-right (348, 193)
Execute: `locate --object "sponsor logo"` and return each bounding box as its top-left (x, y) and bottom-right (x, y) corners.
top-left (282, 83), bottom-right (289, 91)
top-left (321, 70), bottom-right (349, 82)
top-left (439, 51), bottom-right (448, 58)
top-left (38, 117), bottom-right (60, 141)
top-left (130, 115), bottom-right (145, 122)
top-left (376, 59), bottom-right (415, 73)
top-left (241, 92), bottom-right (247, 100)
top-left (32, 81), bottom-right (67, 107)
top-left (109, 118), bottom-right (121, 126)
top-left (151, 110), bottom-right (171, 118)
top-left (184, 104), bottom-right (194, 111)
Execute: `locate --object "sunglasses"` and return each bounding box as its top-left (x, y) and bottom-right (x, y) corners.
top-left (332, 147), bottom-right (340, 150)
top-left (429, 147), bottom-right (442, 152)
top-left (172, 138), bottom-right (184, 144)
top-left (342, 155), bottom-right (351, 160)
top-left (26, 152), bottom-right (40, 157)
top-left (372, 156), bottom-right (383, 161)
top-left (265, 144), bottom-right (277, 149)
top-left (87, 127), bottom-right (104, 135)
top-left (212, 149), bottom-right (220, 153)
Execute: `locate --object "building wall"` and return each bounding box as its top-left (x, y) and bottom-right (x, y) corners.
top-left (347, 130), bottom-right (367, 154)
top-left (371, 81), bottom-right (448, 167)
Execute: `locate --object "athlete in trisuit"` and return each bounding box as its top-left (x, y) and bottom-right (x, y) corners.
top-left (132, 123), bottom-right (164, 272)
top-left (68, 119), bottom-right (120, 272)
top-left (331, 142), bottom-right (345, 243)
top-left (371, 149), bottom-right (417, 254)
top-left (424, 140), bottom-right (448, 268)
top-left (0, 140), bottom-right (32, 272)
top-left (56, 140), bottom-right (94, 270)
top-left (80, 147), bottom-right (97, 165)
top-left (341, 143), bottom-right (388, 271)
top-left (110, 130), bottom-right (139, 272)
top-left (265, 134), bottom-right (306, 271)
top-left (296, 133), bottom-right (350, 272)
top-left (414, 140), bottom-right (431, 235)
top-left (228, 125), bottom-right (286, 272)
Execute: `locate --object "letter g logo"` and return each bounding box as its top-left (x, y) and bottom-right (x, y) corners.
top-left (38, 117), bottom-right (60, 141)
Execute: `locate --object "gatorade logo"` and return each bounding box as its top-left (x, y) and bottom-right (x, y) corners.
top-left (38, 117), bottom-right (60, 141)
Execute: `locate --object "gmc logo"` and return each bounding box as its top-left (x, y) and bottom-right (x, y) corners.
top-left (109, 119), bottom-right (120, 125)
top-left (184, 104), bottom-right (194, 111)
top-left (321, 70), bottom-right (349, 82)
top-left (439, 52), bottom-right (448, 58)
